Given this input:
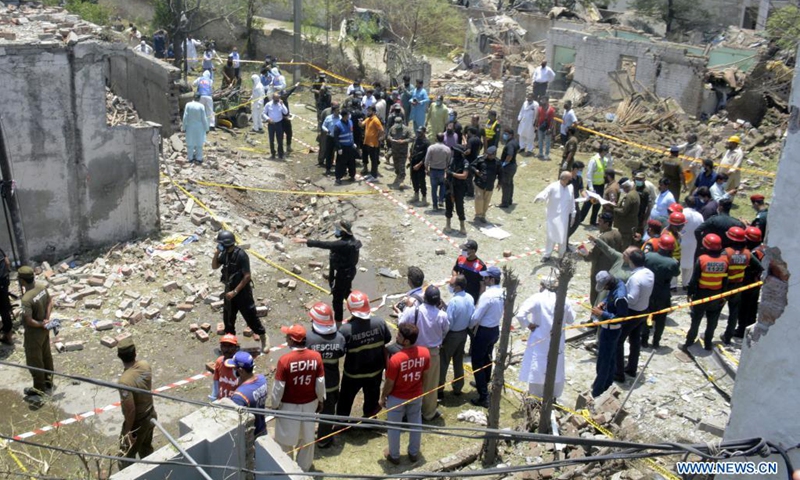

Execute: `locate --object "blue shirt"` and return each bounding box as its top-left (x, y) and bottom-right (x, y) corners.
top-left (651, 190), bottom-right (676, 220)
top-left (322, 114), bottom-right (340, 136)
top-left (694, 171), bottom-right (717, 190)
top-left (601, 281), bottom-right (629, 321)
top-left (470, 284), bottom-right (504, 328)
top-left (231, 374), bottom-right (269, 437)
top-left (447, 290), bottom-right (475, 332)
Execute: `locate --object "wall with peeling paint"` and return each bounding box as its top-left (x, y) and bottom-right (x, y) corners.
top-left (723, 44), bottom-right (800, 480)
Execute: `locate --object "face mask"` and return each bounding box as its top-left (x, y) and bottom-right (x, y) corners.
top-left (447, 129), bottom-right (453, 134)
top-left (334, 228), bottom-right (342, 238)
top-left (502, 133), bottom-right (510, 141)
top-left (577, 171), bottom-right (583, 177)
top-left (232, 368), bottom-right (240, 378)
top-left (635, 180), bottom-right (644, 187)
top-left (461, 250), bottom-right (469, 257)
top-left (436, 101), bottom-right (443, 106)
top-left (217, 243), bottom-right (225, 252)
top-left (447, 284), bottom-right (455, 294)
top-left (720, 182), bottom-right (728, 188)
top-left (596, 283), bottom-right (607, 293)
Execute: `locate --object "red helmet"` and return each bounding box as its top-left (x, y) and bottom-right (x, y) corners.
top-left (726, 226), bottom-right (746, 243)
top-left (745, 226), bottom-right (762, 243)
top-left (668, 212), bottom-right (686, 226)
top-left (703, 233), bottom-right (723, 251)
top-left (668, 203), bottom-right (684, 214)
top-left (308, 302), bottom-right (334, 324)
top-left (658, 233), bottom-right (676, 251)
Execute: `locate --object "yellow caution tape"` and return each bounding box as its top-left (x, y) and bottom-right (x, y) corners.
top-left (191, 179), bottom-right (377, 197)
top-left (716, 344), bottom-right (740, 367)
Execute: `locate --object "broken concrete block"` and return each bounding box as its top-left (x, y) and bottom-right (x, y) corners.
top-left (87, 276), bottom-right (105, 287)
top-left (243, 327), bottom-right (253, 337)
top-left (144, 270), bottom-right (156, 282)
top-left (195, 330), bottom-right (209, 342)
top-left (63, 341), bottom-right (84, 352)
top-left (172, 311), bottom-right (186, 322)
top-left (292, 265), bottom-right (303, 275)
top-left (503, 250), bottom-right (513, 257)
top-left (129, 311), bottom-right (143, 325)
top-left (100, 336), bottom-right (118, 348)
top-left (574, 391), bottom-right (593, 411)
top-left (177, 303), bottom-right (194, 312)
top-left (163, 281), bottom-right (179, 292)
top-left (140, 296), bottom-right (153, 308)
top-left (200, 323), bottom-right (211, 332)
top-left (58, 263), bottom-right (70, 273)
top-left (121, 266), bottom-right (133, 277)
top-left (189, 323), bottom-right (199, 332)
top-left (256, 306), bottom-right (269, 317)
top-left (124, 290), bottom-right (141, 299)
top-left (95, 320), bottom-right (114, 331)
top-left (216, 322), bottom-right (225, 335)
top-left (84, 299), bottom-right (103, 309)
top-left (182, 283), bottom-right (196, 295)
top-left (119, 298), bottom-right (133, 310)
top-left (277, 279), bottom-right (290, 288)
top-left (210, 300), bottom-right (224, 311)
top-left (287, 280), bottom-right (297, 290)
top-left (54, 342), bottom-right (65, 353)
top-left (144, 308), bottom-right (161, 319)
top-left (435, 248), bottom-right (446, 255)
top-left (267, 232), bottom-right (283, 243)
top-left (308, 261), bottom-right (324, 269)
top-left (185, 295), bottom-right (198, 305)
top-left (50, 276), bottom-right (69, 286)
top-left (259, 228), bottom-right (271, 239)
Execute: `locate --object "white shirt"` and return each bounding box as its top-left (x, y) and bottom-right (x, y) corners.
top-left (626, 266), bottom-right (654, 312)
top-left (469, 284), bottom-right (504, 329)
top-left (710, 182), bottom-right (731, 202)
top-left (398, 304), bottom-right (450, 348)
top-left (229, 51), bottom-right (240, 68)
top-left (262, 100), bottom-right (288, 123)
top-left (560, 109), bottom-right (577, 135)
top-left (651, 190), bottom-right (676, 219)
top-left (532, 66), bottom-right (556, 84)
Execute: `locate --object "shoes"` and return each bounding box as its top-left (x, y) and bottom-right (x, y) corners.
top-left (412, 192), bottom-right (420, 203)
top-left (641, 340), bottom-right (649, 349)
top-left (541, 255), bottom-right (552, 263)
top-left (613, 375), bottom-right (626, 383)
top-left (270, 154), bottom-right (276, 159)
top-left (317, 439), bottom-right (333, 449)
top-left (720, 334), bottom-right (731, 346)
top-left (361, 167), bottom-right (370, 175)
top-left (24, 387), bottom-right (44, 396)
top-left (286, 145), bottom-right (293, 153)
top-left (677, 343), bottom-right (690, 353)
top-left (383, 448), bottom-right (400, 465)
top-left (350, 176), bottom-right (356, 182)
top-left (498, 204), bottom-right (509, 208)
top-left (324, 170), bottom-right (333, 176)
top-left (444, 219), bottom-right (453, 233)
top-left (408, 452), bottom-right (420, 463)
top-left (470, 398), bottom-right (489, 408)
top-left (278, 155), bottom-right (285, 160)
top-left (459, 221), bottom-right (467, 235)
top-left (335, 179), bottom-right (342, 185)
top-left (652, 342), bottom-right (660, 349)
top-left (469, 380), bottom-right (477, 388)
top-left (424, 410), bottom-right (442, 421)
top-left (0, 332), bottom-right (13, 345)
top-left (421, 195), bottom-right (428, 205)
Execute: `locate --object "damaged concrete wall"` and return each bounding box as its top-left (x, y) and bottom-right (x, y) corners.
top-left (253, 28), bottom-right (333, 71)
top-left (501, 76), bottom-right (528, 133)
top-left (723, 45), bottom-right (800, 480)
top-left (385, 44), bottom-right (431, 89)
top-left (107, 45), bottom-right (182, 136)
top-left (546, 28), bottom-right (707, 115)
top-left (0, 40), bottom-right (160, 262)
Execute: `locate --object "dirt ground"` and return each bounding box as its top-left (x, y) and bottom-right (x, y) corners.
top-left (0, 64), bottom-right (753, 478)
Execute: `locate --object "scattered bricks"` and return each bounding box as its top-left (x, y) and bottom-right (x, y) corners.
top-left (172, 311), bottom-right (186, 322)
top-left (569, 414), bottom-right (588, 429)
top-left (115, 332), bottom-right (132, 344)
top-left (84, 299), bottom-right (103, 309)
top-left (64, 341), bottom-right (84, 352)
top-left (129, 311), bottom-right (143, 325)
top-left (308, 261), bottom-right (324, 269)
top-left (87, 276), bottom-right (105, 287)
top-left (140, 296), bottom-right (153, 308)
top-left (256, 306), bottom-right (269, 317)
top-left (575, 391), bottom-right (593, 410)
top-left (592, 411), bottom-right (612, 425)
top-left (189, 323), bottom-right (199, 332)
top-left (124, 290), bottom-right (141, 299)
top-left (291, 265), bottom-right (303, 275)
top-left (216, 323), bottom-right (225, 335)
top-left (503, 250), bottom-right (513, 257)
top-left (58, 263), bottom-right (70, 273)
top-left (182, 284), bottom-right (197, 296)
top-left (267, 232), bottom-right (282, 243)
top-left (568, 448), bottom-right (584, 460)
top-left (50, 276), bottom-right (68, 286)
top-left (699, 421), bottom-right (725, 437)
top-left (121, 266), bottom-right (133, 277)
top-left (72, 288), bottom-right (97, 300)
top-left (100, 336), bottom-right (118, 348)
top-left (435, 248), bottom-right (446, 255)
top-left (287, 280), bottom-right (297, 290)
top-left (55, 342), bottom-right (65, 353)
top-left (119, 298), bottom-right (134, 310)
top-left (191, 212), bottom-right (209, 226)
top-left (95, 320), bottom-right (114, 331)
top-left (200, 323), bottom-right (211, 332)
top-left (163, 281), bottom-right (179, 292)
top-left (277, 279), bottom-right (290, 288)
top-left (210, 300), bottom-right (224, 311)
top-left (144, 270), bottom-right (156, 282)
top-left (274, 243), bottom-right (286, 253)
top-left (195, 330), bottom-right (210, 342)
top-left (185, 295), bottom-right (198, 305)
top-left (43, 270), bottom-right (56, 280)
top-left (144, 308), bottom-right (161, 319)
top-left (613, 408), bottom-right (629, 426)
top-left (103, 277), bottom-right (116, 289)
top-left (243, 327), bottom-right (253, 337)
top-left (259, 228), bottom-right (271, 239)
top-left (177, 303), bottom-right (194, 312)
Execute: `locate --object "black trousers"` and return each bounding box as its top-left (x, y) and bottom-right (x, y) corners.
top-left (641, 296), bottom-right (670, 346)
top-left (410, 166), bottom-right (427, 195)
top-left (330, 267), bottom-right (356, 322)
top-left (317, 389), bottom-right (339, 445)
top-left (0, 278), bottom-right (12, 334)
top-left (735, 285), bottom-right (761, 338)
top-left (268, 122), bottom-right (285, 157)
top-left (445, 180), bottom-right (467, 221)
top-left (337, 373), bottom-right (382, 419)
top-left (466, 171), bottom-right (475, 197)
top-left (363, 145), bottom-right (380, 176)
top-left (723, 289), bottom-right (743, 341)
top-left (223, 287), bottom-right (266, 336)
top-left (685, 296), bottom-right (724, 348)
top-left (281, 118), bottom-right (293, 149)
top-left (616, 312), bottom-right (645, 378)
top-left (580, 182), bottom-right (606, 225)
top-left (500, 162), bottom-right (517, 206)
top-left (324, 136), bottom-right (337, 170)
top-left (335, 147), bottom-right (357, 181)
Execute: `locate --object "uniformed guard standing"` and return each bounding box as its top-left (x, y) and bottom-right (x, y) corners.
top-left (18, 266), bottom-right (54, 404)
top-left (294, 220), bottom-right (362, 324)
top-left (445, 144), bottom-right (469, 235)
top-left (212, 230), bottom-right (268, 352)
top-left (116, 337), bottom-right (157, 470)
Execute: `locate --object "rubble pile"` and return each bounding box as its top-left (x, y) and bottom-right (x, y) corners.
top-left (0, 3), bottom-right (102, 43)
top-left (106, 88), bottom-right (143, 126)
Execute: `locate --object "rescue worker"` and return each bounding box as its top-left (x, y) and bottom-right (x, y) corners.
top-left (192, 70), bottom-right (215, 129)
top-left (305, 302), bottom-right (346, 448)
top-left (211, 230), bottom-right (268, 352)
top-left (734, 227), bottom-right (765, 339)
top-left (720, 227), bottom-right (762, 345)
top-left (388, 117), bottom-right (413, 189)
top-left (116, 337), bottom-right (157, 470)
top-left (294, 220), bottom-right (362, 324)
top-left (681, 234), bottom-right (728, 352)
top-left (19, 266), bottom-right (54, 403)
top-left (445, 144), bottom-right (470, 235)
top-left (694, 198), bottom-right (746, 255)
top-left (228, 351), bottom-right (268, 437)
top-left (641, 219), bottom-right (663, 252)
top-left (209, 334), bottom-right (239, 400)
top-left (182, 93), bottom-right (210, 164)
top-left (582, 145), bottom-right (612, 227)
top-left (641, 234), bottom-right (680, 349)
top-left (483, 110), bottom-right (501, 151)
top-left (250, 74), bottom-right (265, 133)
top-left (664, 211), bottom-right (686, 269)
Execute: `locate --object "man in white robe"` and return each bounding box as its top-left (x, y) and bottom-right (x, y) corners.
top-left (182, 93), bottom-right (210, 164)
top-left (534, 171), bottom-right (576, 262)
top-left (250, 74), bottom-right (265, 133)
top-left (680, 197), bottom-right (705, 288)
top-left (516, 277), bottom-right (575, 399)
top-left (517, 92), bottom-right (538, 155)
top-left (185, 35), bottom-right (201, 69)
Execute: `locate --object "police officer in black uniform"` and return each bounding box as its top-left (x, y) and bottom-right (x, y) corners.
top-left (211, 231), bottom-right (268, 352)
top-left (294, 220), bottom-right (362, 324)
top-left (0, 247), bottom-right (13, 345)
top-left (445, 144), bottom-right (470, 235)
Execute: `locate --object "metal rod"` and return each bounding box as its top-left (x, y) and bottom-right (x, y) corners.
top-left (0, 116), bottom-right (29, 266)
top-left (150, 418), bottom-right (214, 480)
top-left (612, 346), bottom-right (657, 425)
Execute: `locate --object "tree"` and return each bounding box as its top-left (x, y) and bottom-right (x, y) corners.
top-left (766, 5), bottom-right (800, 52)
top-left (360, 0), bottom-right (465, 56)
top-left (631, 0), bottom-right (704, 34)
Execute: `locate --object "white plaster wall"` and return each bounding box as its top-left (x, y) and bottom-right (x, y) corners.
top-left (723, 45), bottom-right (800, 480)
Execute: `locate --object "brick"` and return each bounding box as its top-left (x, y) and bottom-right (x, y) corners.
top-left (195, 330), bottom-right (209, 342)
top-left (189, 323), bottom-right (199, 332)
top-left (95, 320), bottom-right (114, 331)
top-left (58, 263), bottom-right (70, 273)
top-left (162, 281), bottom-right (179, 292)
top-left (50, 276), bottom-right (69, 286)
top-left (200, 323), bottom-right (211, 332)
top-left (121, 266), bottom-right (133, 277)
top-left (139, 296), bottom-right (153, 308)
top-left (172, 311), bottom-right (186, 322)
top-left (274, 243), bottom-right (286, 253)
top-left (144, 308), bottom-right (161, 319)
top-left (308, 261), bottom-right (324, 269)
top-left (277, 279), bottom-right (290, 288)
top-left (259, 228), bottom-right (271, 239)
top-left (216, 322), bottom-right (225, 335)
top-left (64, 341), bottom-right (84, 352)
top-left (72, 288), bottom-right (97, 300)
top-left (256, 306), bottom-right (269, 317)
top-left (287, 280), bottom-right (297, 290)
top-left (144, 270), bottom-right (156, 282)
top-left (115, 332), bottom-right (132, 344)
top-left (119, 298), bottom-right (133, 310)
top-left (129, 311), bottom-right (143, 325)
top-left (54, 342), bottom-right (65, 353)
top-left (185, 295), bottom-right (198, 304)
top-left (182, 283), bottom-right (196, 295)
top-left (243, 327), bottom-right (253, 337)
top-left (267, 232), bottom-right (283, 243)
top-left (291, 265), bottom-right (303, 275)
top-left (177, 303), bottom-right (194, 312)
top-left (210, 300), bottom-right (224, 311)
top-left (103, 277), bottom-right (116, 289)
top-left (503, 250), bottom-right (513, 257)
top-left (87, 276), bottom-right (105, 287)
top-left (205, 361), bottom-right (216, 373)
top-left (100, 336), bottom-right (118, 348)
top-left (124, 290), bottom-right (141, 299)
top-left (435, 248), bottom-right (446, 255)
top-left (84, 299), bottom-right (103, 309)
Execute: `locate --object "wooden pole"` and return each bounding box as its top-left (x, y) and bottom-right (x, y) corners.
top-left (537, 255), bottom-right (576, 434)
top-left (483, 266), bottom-right (518, 465)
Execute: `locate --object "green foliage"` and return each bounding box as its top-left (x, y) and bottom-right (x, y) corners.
top-left (632, 0), bottom-right (705, 33)
top-left (152, 0), bottom-right (176, 32)
top-left (766, 5), bottom-right (800, 52)
top-left (64, 0), bottom-right (111, 26)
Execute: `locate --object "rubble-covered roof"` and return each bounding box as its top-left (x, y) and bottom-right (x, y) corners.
top-left (0, 3), bottom-right (102, 44)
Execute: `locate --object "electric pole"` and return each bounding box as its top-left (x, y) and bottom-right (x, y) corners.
top-left (537, 255), bottom-right (576, 434)
top-left (0, 117), bottom-right (29, 267)
top-left (293, 0), bottom-right (302, 85)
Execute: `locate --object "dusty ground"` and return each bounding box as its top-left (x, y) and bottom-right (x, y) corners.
top-left (0, 66), bottom-right (755, 478)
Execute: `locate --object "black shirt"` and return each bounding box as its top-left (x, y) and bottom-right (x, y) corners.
top-left (570, 176), bottom-right (584, 200)
top-left (306, 329), bottom-right (347, 391)
top-left (411, 136), bottom-right (430, 168)
top-left (465, 136), bottom-right (482, 163)
top-left (447, 149), bottom-right (470, 186)
top-left (473, 156), bottom-right (501, 190)
top-left (307, 236), bottom-right (362, 271)
top-left (339, 317), bottom-right (392, 377)
top-left (501, 139), bottom-right (519, 165)
top-left (219, 247), bottom-right (250, 292)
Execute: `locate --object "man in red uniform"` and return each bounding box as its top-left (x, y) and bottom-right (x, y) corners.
top-left (271, 324), bottom-right (325, 471)
top-left (720, 227), bottom-right (762, 345)
top-left (210, 334), bottom-right (239, 400)
top-left (380, 322), bottom-right (430, 465)
top-left (681, 234), bottom-right (728, 352)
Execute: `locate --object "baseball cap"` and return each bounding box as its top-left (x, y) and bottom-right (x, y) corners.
top-left (220, 334), bottom-right (238, 346)
top-left (17, 266), bottom-right (34, 282)
top-left (647, 219), bottom-right (663, 229)
top-left (486, 146), bottom-right (498, 155)
top-left (595, 271), bottom-right (612, 292)
top-left (224, 351), bottom-right (254, 371)
top-left (347, 291), bottom-right (371, 319)
top-left (480, 266), bottom-right (502, 279)
top-left (424, 285), bottom-right (441, 305)
top-left (460, 239), bottom-right (478, 251)
top-left (750, 194), bottom-right (765, 202)
top-left (670, 145), bottom-right (680, 154)
top-left (281, 324), bottom-right (307, 342)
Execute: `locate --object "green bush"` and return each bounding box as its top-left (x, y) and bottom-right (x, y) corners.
top-left (65, 0), bottom-right (112, 26)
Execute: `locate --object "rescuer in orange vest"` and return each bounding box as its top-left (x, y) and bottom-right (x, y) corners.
top-left (720, 226), bottom-right (762, 345)
top-left (680, 233), bottom-right (729, 352)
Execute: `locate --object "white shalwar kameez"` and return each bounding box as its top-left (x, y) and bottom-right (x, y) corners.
top-left (534, 181), bottom-right (576, 256)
